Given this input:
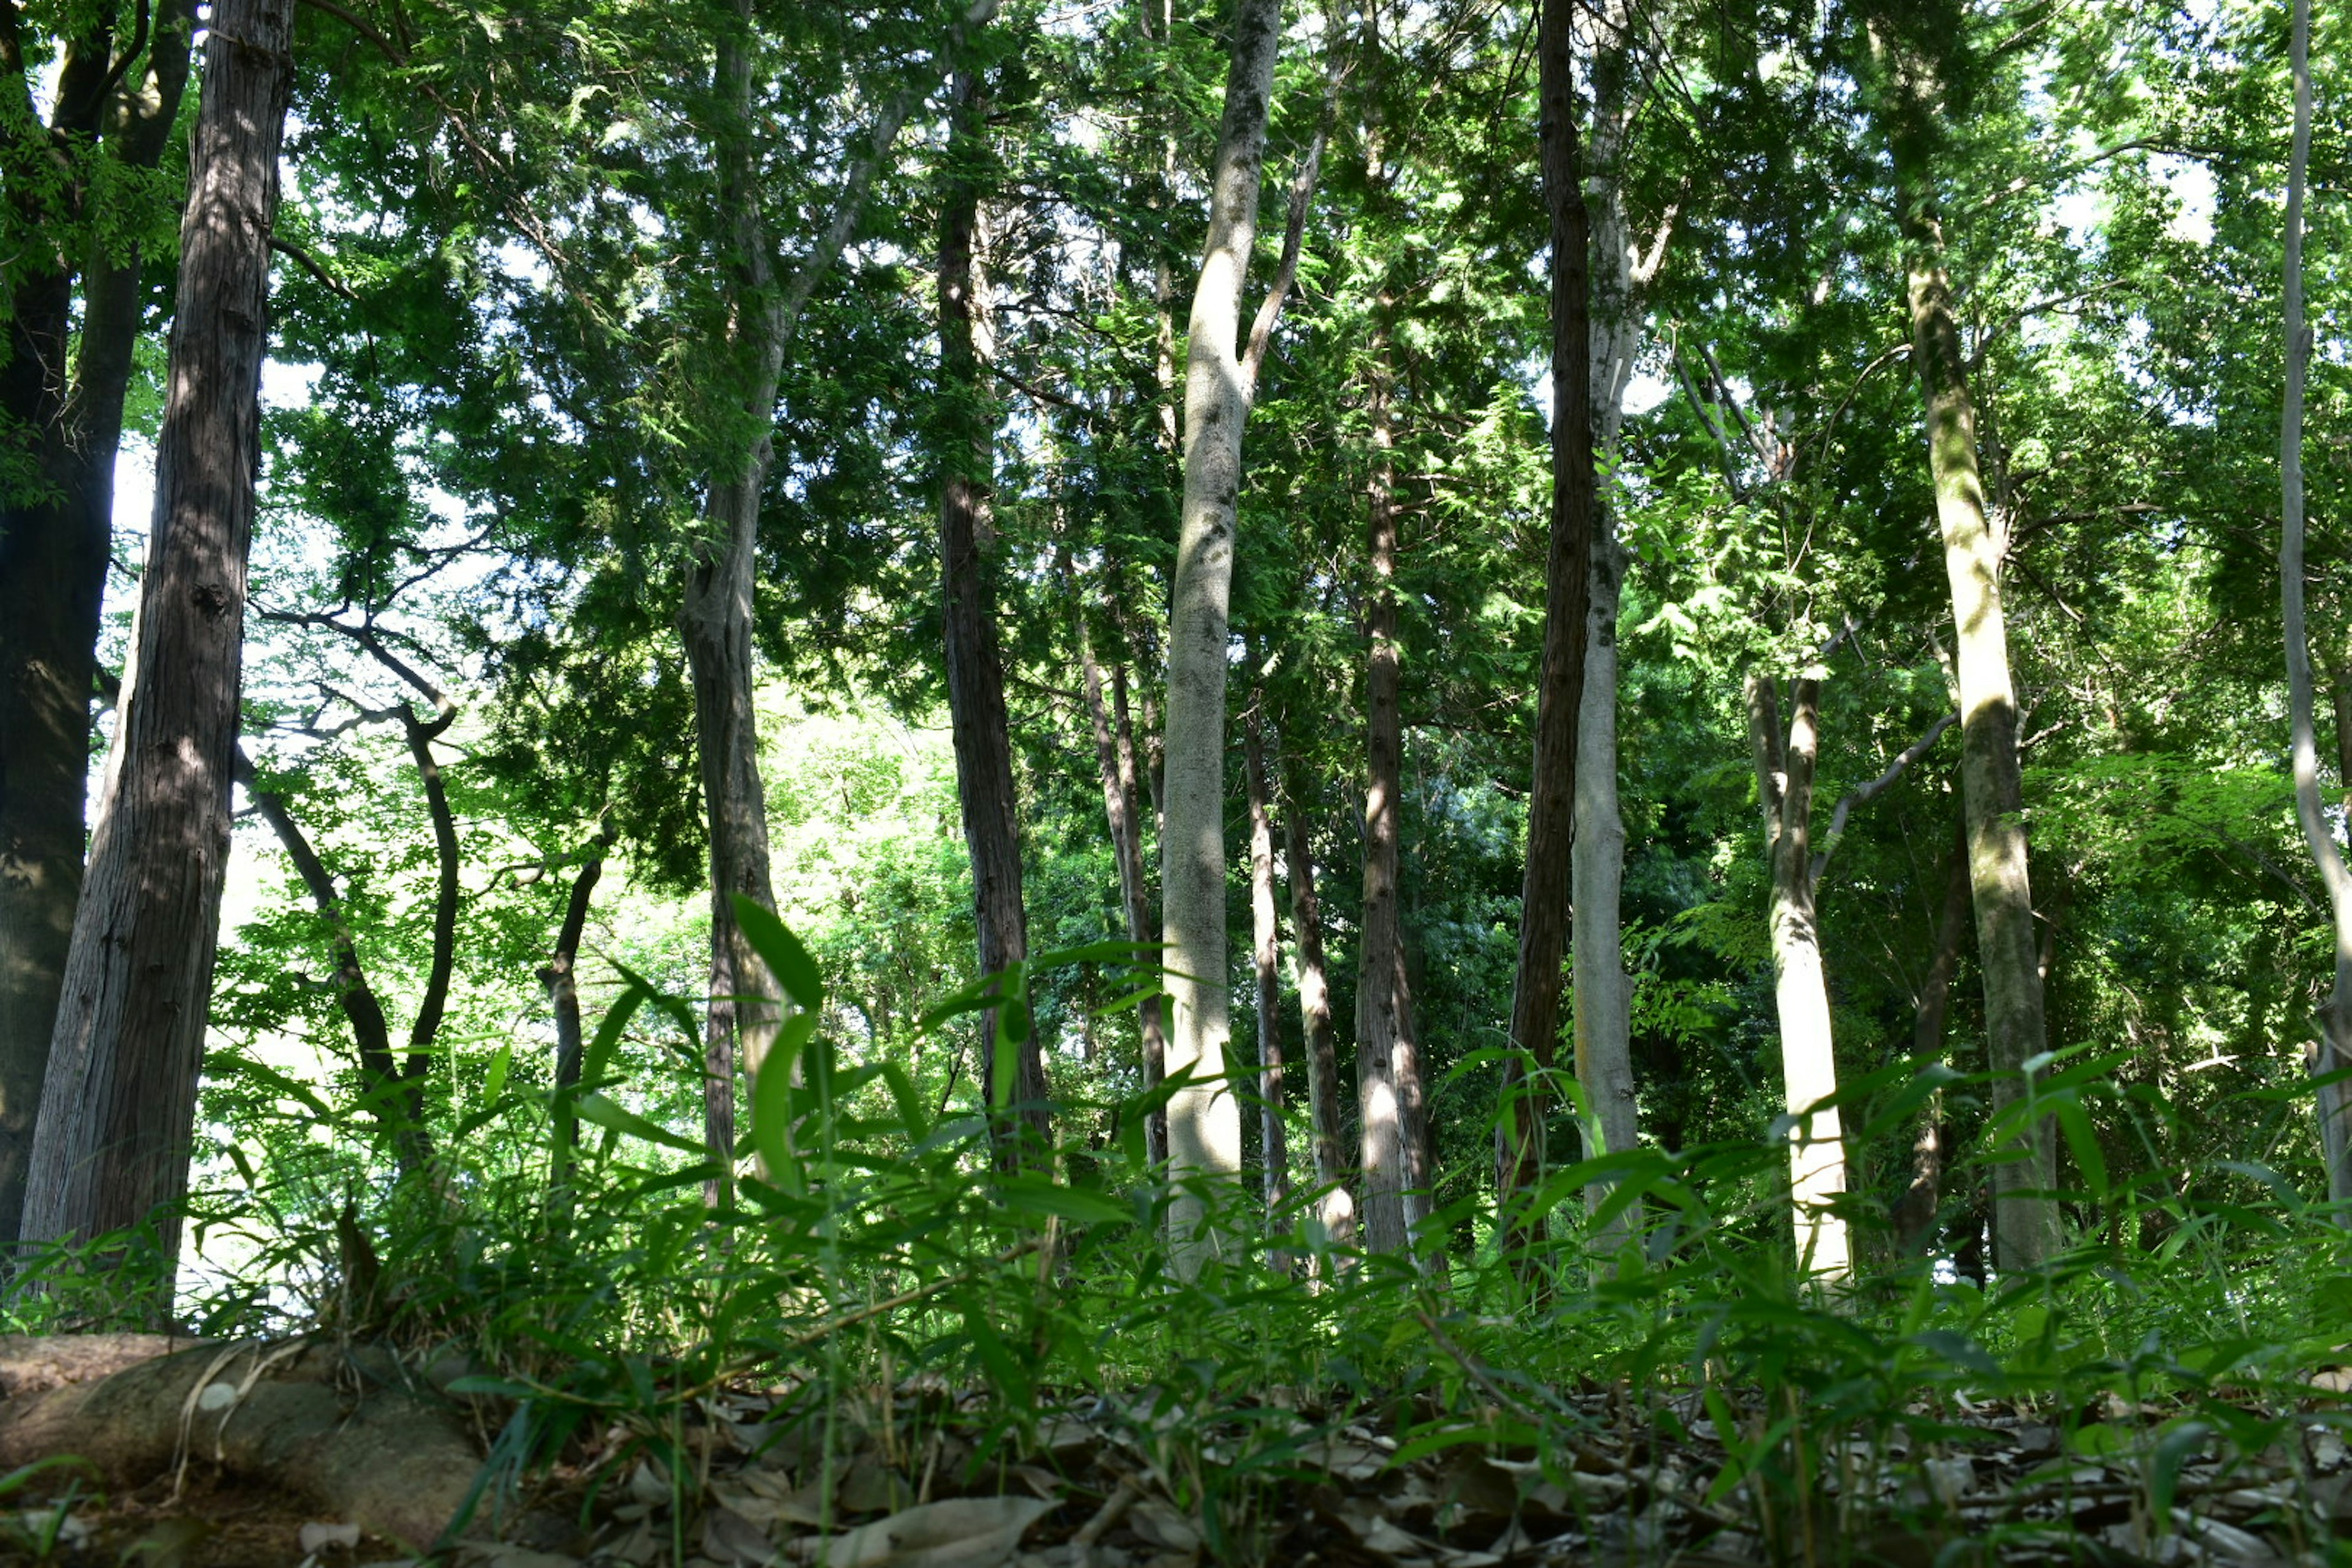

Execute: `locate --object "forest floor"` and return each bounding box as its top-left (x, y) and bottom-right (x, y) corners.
top-left (0, 1335), bottom-right (2347, 1568)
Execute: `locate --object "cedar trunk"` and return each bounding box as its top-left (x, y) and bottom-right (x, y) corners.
top-left (0, 1), bottom-right (195, 1251)
top-left (1356, 333), bottom-right (1426, 1258)
top-left (1243, 703), bottom-right (1289, 1224)
top-left (1499, 0), bottom-right (1594, 1250)
top-left (1159, 0), bottom-right (1282, 1274)
top-left (937, 66), bottom-right (1047, 1164)
top-left (20, 0), bottom-right (296, 1287)
top-left (1281, 748), bottom-right (1355, 1252)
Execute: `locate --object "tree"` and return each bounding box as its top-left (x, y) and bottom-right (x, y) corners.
top-left (21, 0), bottom-right (296, 1286)
top-left (1159, 0), bottom-right (1284, 1274)
top-left (0, 0), bottom-right (195, 1250)
top-left (1866, 5), bottom-right (2060, 1271)
top-left (1499, 0), bottom-right (1593, 1263)
top-left (2275, 0), bottom-right (2352, 1213)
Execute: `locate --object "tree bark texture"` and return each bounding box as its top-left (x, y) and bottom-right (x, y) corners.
top-left (1894, 825), bottom-right (1970, 1254)
top-left (679, 0), bottom-right (997, 1199)
top-left (1159, 0), bottom-right (1281, 1275)
top-left (2277, 0), bottom-right (2352, 1215)
top-left (1747, 676), bottom-right (1853, 1280)
top-left (1356, 331), bottom-right (1427, 1258)
top-left (1566, 0), bottom-right (1654, 1265)
top-left (1243, 702), bottom-right (1289, 1225)
top-left (1499, 0), bottom-right (1594, 1251)
top-left (1872, 13), bottom-right (2059, 1270)
top-left (0, 0), bottom-right (196, 1253)
top-left (937, 66), bottom-right (1047, 1167)
top-left (20, 0), bottom-right (295, 1283)
top-left (545, 833), bottom-right (608, 1191)
top-left (1281, 747), bottom-right (1355, 1253)
top-left (1080, 627), bottom-right (1167, 1170)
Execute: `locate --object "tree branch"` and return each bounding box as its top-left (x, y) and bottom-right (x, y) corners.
top-left (1811, 710), bottom-right (1957, 887)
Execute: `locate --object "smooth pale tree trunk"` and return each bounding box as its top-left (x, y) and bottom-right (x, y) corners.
top-left (20, 0), bottom-right (295, 1292)
top-left (0, 1), bottom-right (196, 1252)
top-left (1567, 0), bottom-right (1663, 1264)
top-left (1355, 325), bottom-right (1428, 1258)
top-left (1281, 748), bottom-right (1355, 1254)
top-left (1872, 14), bottom-right (2059, 1270)
top-left (2277, 0), bottom-right (2352, 1216)
top-left (1747, 676), bottom-right (1852, 1280)
top-left (1499, 0), bottom-right (1594, 1259)
top-left (681, 0), bottom-right (997, 1200)
top-left (1159, 0), bottom-right (1282, 1276)
top-left (937, 66), bottom-right (1047, 1166)
top-left (1243, 704), bottom-right (1289, 1226)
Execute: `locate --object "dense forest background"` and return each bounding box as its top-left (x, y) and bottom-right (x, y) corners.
top-left (2, 0), bottom-right (2352, 1560)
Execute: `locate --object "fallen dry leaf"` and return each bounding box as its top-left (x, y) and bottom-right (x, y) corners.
top-left (799, 1495), bottom-right (1056, 1568)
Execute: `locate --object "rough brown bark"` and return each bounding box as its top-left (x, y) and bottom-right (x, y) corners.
top-left (1280, 748), bottom-right (1354, 1252)
top-left (1499, 0), bottom-right (1594, 1253)
top-left (1355, 328), bottom-right (1426, 1259)
top-left (0, 0), bottom-right (196, 1253)
top-left (1106, 660), bottom-right (1168, 1169)
top-left (1893, 826), bottom-right (1970, 1255)
top-left (20, 0), bottom-right (296, 1292)
top-left (1243, 701), bottom-right (1289, 1225)
top-left (937, 64), bottom-right (1046, 1166)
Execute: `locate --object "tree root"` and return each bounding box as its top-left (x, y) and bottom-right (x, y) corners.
top-left (0, 1335), bottom-right (491, 1550)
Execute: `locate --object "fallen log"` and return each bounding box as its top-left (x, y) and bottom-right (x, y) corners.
top-left (0, 1336), bottom-right (490, 1550)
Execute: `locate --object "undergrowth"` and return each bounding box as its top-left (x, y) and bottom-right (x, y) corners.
top-left (9, 900), bottom-right (2350, 1564)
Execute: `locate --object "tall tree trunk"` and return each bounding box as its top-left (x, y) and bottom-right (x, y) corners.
top-left (1567, 0), bottom-right (1657, 1267)
top-left (1871, 14), bottom-right (2059, 1270)
top-left (545, 834), bottom-right (608, 1193)
top-left (2277, 0), bottom-right (2352, 1216)
top-left (1244, 701), bottom-right (1289, 1226)
top-left (1072, 586), bottom-right (1169, 1167)
top-left (1281, 748), bottom-right (1355, 1253)
top-left (1746, 676), bottom-right (1852, 1280)
top-left (0, 1), bottom-right (196, 1253)
top-left (1499, 0), bottom-right (1594, 1256)
top-left (20, 0), bottom-right (295, 1295)
top-left (1159, 0), bottom-right (1282, 1276)
top-left (1356, 325), bottom-right (1427, 1257)
top-left (680, 0), bottom-right (998, 1203)
top-left (1894, 825), bottom-right (1970, 1255)
top-left (937, 65), bottom-right (1046, 1167)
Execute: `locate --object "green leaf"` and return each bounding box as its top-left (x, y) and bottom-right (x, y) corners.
top-left (734, 896), bottom-right (824, 1009)
top-left (573, 1092), bottom-right (704, 1156)
top-left (997, 1175), bottom-right (1129, 1227)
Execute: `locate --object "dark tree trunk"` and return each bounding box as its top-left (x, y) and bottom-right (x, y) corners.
top-left (20, 0), bottom-right (296, 1294)
top-left (1107, 660), bottom-right (1168, 1168)
top-left (937, 65), bottom-right (1046, 1166)
top-left (545, 837), bottom-right (608, 1191)
top-left (1280, 750), bottom-right (1354, 1252)
top-left (1894, 826), bottom-right (1970, 1256)
top-left (1355, 332), bottom-right (1426, 1259)
top-left (0, 1), bottom-right (196, 1253)
top-left (1243, 700), bottom-right (1289, 1225)
top-left (1499, 0), bottom-right (1594, 1252)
